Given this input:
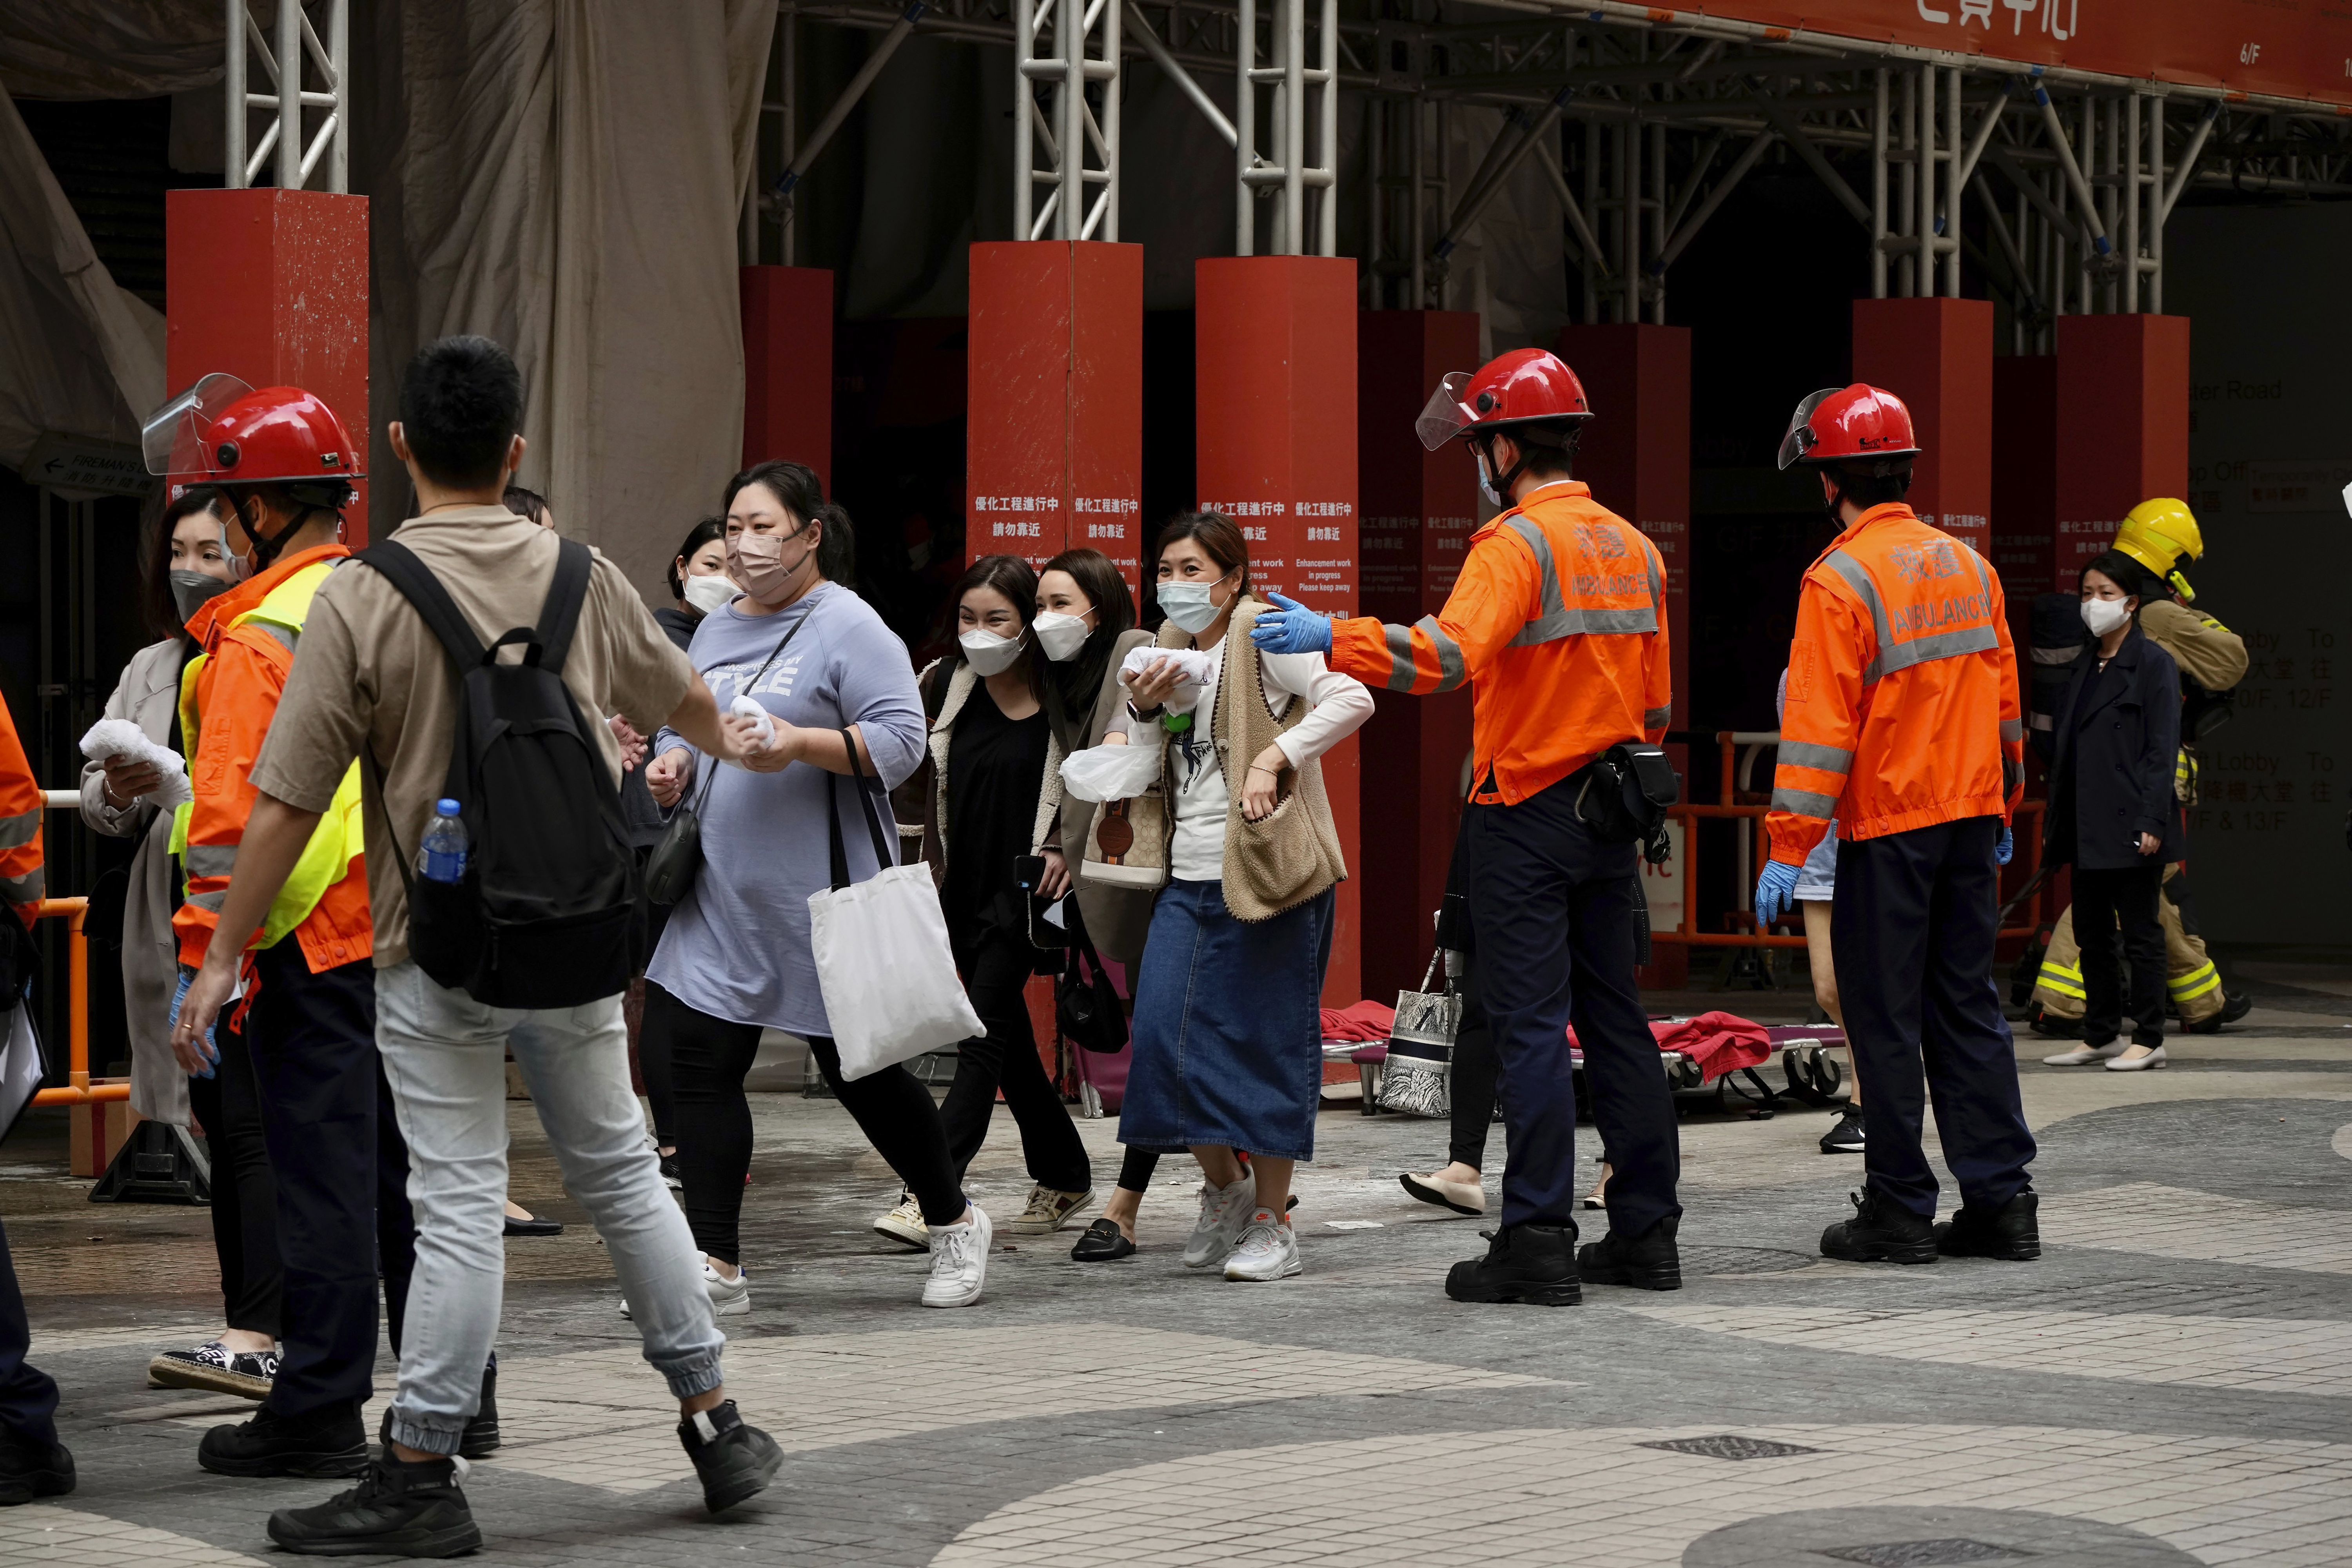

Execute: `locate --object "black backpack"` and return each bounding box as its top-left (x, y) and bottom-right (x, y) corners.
top-left (361, 537), bottom-right (642, 1009)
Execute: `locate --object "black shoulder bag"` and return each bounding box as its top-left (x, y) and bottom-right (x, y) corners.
top-left (642, 609), bottom-right (815, 906)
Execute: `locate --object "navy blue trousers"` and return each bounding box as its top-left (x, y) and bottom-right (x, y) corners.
top-left (1831, 815), bottom-right (2037, 1219)
top-left (1464, 774), bottom-right (1681, 1234)
top-left (245, 940), bottom-right (415, 1419)
top-left (0, 1214), bottom-right (58, 1446)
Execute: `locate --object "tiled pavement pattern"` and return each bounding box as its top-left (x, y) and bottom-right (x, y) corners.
top-left (7, 969), bottom-right (2352, 1565)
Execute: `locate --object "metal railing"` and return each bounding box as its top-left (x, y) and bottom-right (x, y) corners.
top-left (1651, 731), bottom-right (2048, 953)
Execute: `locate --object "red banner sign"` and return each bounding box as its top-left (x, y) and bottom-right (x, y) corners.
top-left (1692, 2), bottom-right (2352, 109)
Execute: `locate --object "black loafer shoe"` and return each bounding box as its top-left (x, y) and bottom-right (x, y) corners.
top-left (267, 1454), bottom-right (481, 1558)
top-left (1821, 1188), bottom-right (1937, 1265)
top-left (503, 1211), bottom-right (564, 1237)
top-left (1576, 1213), bottom-right (1682, 1290)
top-left (1934, 1189), bottom-right (2042, 1261)
top-left (1069, 1218), bottom-right (1136, 1261)
top-left (679, 1400), bottom-right (782, 1515)
top-left (1445, 1223), bottom-right (1582, 1306)
top-left (201, 1400), bottom-right (369, 1479)
top-left (0, 1430), bottom-right (74, 1505)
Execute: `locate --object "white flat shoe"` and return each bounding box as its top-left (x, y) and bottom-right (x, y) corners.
top-left (2104, 1045), bottom-right (2168, 1071)
top-left (1399, 1172), bottom-right (1484, 1216)
top-left (2041, 1042), bottom-right (2125, 1066)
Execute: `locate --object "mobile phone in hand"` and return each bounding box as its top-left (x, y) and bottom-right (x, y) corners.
top-left (1014, 854), bottom-right (1049, 895)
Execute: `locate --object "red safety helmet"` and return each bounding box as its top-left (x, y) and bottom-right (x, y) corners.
top-left (1416, 348), bottom-right (1594, 452)
top-left (142, 374), bottom-right (363, 498)
top-left (1777, 383), bottom-right (1920, 474)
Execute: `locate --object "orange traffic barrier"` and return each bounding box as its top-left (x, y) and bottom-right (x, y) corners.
top-left (1652, 732), bottom-right (2049, 953)
top-left (25, 897), bottom-right (124, 1107)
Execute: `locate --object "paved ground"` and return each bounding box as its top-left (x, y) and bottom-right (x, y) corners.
top-left (7, 952), bottom-right (2351, 1566)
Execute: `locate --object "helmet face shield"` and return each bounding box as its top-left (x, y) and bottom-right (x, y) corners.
top-left (1416, 372), bottom-right (1476, 452)
top-left (1776, 388), bottom-right (1841, 470)
top-left (143, 372), bottom-right (254, 477)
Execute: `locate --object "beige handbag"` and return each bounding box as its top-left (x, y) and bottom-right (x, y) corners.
top-left (1080, 775), bottom-right (1169, 891)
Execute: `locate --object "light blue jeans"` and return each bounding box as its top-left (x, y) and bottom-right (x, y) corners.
top-left (374, 960), bottom-right (724, 1455)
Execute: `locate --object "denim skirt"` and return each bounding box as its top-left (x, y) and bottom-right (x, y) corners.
top-left (1118, 878), bottom-right (1335, 1161)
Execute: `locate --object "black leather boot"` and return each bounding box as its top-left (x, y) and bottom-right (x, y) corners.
top-left (199, 1400), bottom-right (368, 1479)
top-left (1820, 1187), bottom-right (1938, 1265)
top-left (266, 1454), bottom-right (481, 1558)
top-left (1444, 1223), bottom-right (1582, 1306)
top-left (1935, 1189), bottom-right (2042, 1261)
top-left (0, 1429), bottom-right (74, 1505)
top-left (1576, 1213), bottom-right (1682, 1290)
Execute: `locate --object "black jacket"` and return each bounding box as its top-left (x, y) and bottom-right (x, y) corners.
top-left (2042, 625), bottom-right (2183, 871)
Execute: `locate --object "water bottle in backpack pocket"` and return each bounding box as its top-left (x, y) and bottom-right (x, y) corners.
top-left (419, 799), bottom-right (469, 883)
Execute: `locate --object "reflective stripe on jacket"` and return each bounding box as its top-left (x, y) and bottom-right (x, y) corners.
top-left (1327, 480), bottom-right (1671, 805)
top-left (0, 690), bottom-right (41, 924)
top-left (171, 544), bottom-right (371, 973)
top-left (1768, 503), bottom-right (2024, 862)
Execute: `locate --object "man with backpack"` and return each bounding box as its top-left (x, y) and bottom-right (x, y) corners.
top-left (172, 336), bottom-right (779, 1557)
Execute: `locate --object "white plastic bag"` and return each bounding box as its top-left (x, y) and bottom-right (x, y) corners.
top-left (1120, 645), bottom-right (1214, 714)
top-left (1060, 741), bottom-right (1163, 804)
top-left (78, 717), bottom-right (191, 808)
top-left (807, 767), bottom-right (982, 1082)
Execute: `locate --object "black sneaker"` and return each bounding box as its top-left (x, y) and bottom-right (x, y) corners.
top-left (1820, 1188), bottom-right (1938, 1265)
top-left (201, 1400), bottom-right (369, 1478)
top-left (1818, 1105), bottom-right (1866, 1154)
top-left (1576, 1213), bottom-right (1681, 1291)
top-left (1444, 1223), bottom-right (1582, 1306)
top-left (0, 1429), bottom-right (74, 1505)
top-left (678, 1400), bottom-right (782, 1515)
top-left (376, 1362), bottom-right (500, 1462)
top-left (2187, 991), bottom-right (2253, 1034)
top-left (149, 1339), bottom-right (279, 1399)
top-left (266, 1454), bottom-right (481, 1558)
top-left (1935, 1189), bottom-right (2042, 1261)
top-left (659, 1151), bottom-right (684, 1191)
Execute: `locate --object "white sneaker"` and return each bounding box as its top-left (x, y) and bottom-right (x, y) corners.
top-left (703, 1259), bottom-right (752, 1316)
top-left (874, 1194), bottom-right (929, 1252)
top-left (1223, 1210), bottom-right (1302, 1281)
top-left (1010, 1183), bottom-right (1097, 1236)
top-left (2041, 1042), bottom-right (2126, 1066)
top-left (2104, 1045), bottom-right (2169, 1071)
top-left (922, 1205), bottom-right (991, 1308)
top-left (1181, 1176), bottom-right (1256, 1269)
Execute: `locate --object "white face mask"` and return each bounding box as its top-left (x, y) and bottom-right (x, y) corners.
top-left (2080, 595), bottom-right (2133, 638)
top-left (1032, 610), bottom-right (1092, 662)
top-left (1156, 573), bottom-right (1231, 635)
top-left (681, 573), bottom-right (736, 616)
top-left (960, 626), bottom-right (1027, 675)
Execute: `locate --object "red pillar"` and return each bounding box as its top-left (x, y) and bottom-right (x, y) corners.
top-left (1356, 310), bottom-right (1479, 1002)
top-left (1195, 256), bottom-right (1360, 1006)
top-left (2054, 314), bottom-right (2191, 585)
top-left (1556, 323), bottom-right (1690, 986)
top-left (1991, 356), bottom-right (2060, 602)
top-left (1851, 298), bottom-right (1995, 559)
top-left (966, 242), bottom-right (1143, 579)
top-left (740, 267), bottom-right (833, 490)
top-left (166, 190), bottom-right (370, 541)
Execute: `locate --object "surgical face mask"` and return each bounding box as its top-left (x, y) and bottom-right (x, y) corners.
top-left (1156, 574), bottom-right (1232, 635)
top-left (959, 626), bottom-right (1027, 675)
top-left (2080, 595), bottom-right (2133, 638)
top-left (1033, 609), bottom-right (1093, 662)
top-left (1475, 453), bottom-right (1504, 509)
top-left (169, 569), bottom-right (229, 624)
top-left (681, 573), bottom-right (737, 617)
top-left (727, 524), bottom-right (814, 607)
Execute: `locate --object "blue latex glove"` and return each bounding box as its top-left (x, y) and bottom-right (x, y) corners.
top-left (1247, 591), bottom-right (1332, 657)
top-left (1753, 860), bottom-right (1802, 928)
top-left (169, 967), bottom-right (219, 1079)
top-left (1994, 826), bottom-right (2014, 866)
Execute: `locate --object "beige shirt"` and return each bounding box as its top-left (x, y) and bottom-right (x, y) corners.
top-left (250, 506), bottom-right (696, 967)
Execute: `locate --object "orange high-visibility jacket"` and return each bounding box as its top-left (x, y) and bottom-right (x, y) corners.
top-left (172, 543), bottom-right (373, 973)
top-left (1768, 503), bottom-right (2024, 864)
top-left (1328, 481), bottom-right (1671, 806)
top-left (0, 689), bottom-right (42, 927)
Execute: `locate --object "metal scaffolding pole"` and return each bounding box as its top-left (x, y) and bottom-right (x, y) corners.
top-left (224, 0), bottom-right (348, 193)
top-left (1871, 69), bottom-right (1887, 298)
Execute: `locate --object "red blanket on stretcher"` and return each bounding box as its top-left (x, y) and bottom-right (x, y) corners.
top-left (1322, 1004), bottom-right (1772, 1084)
